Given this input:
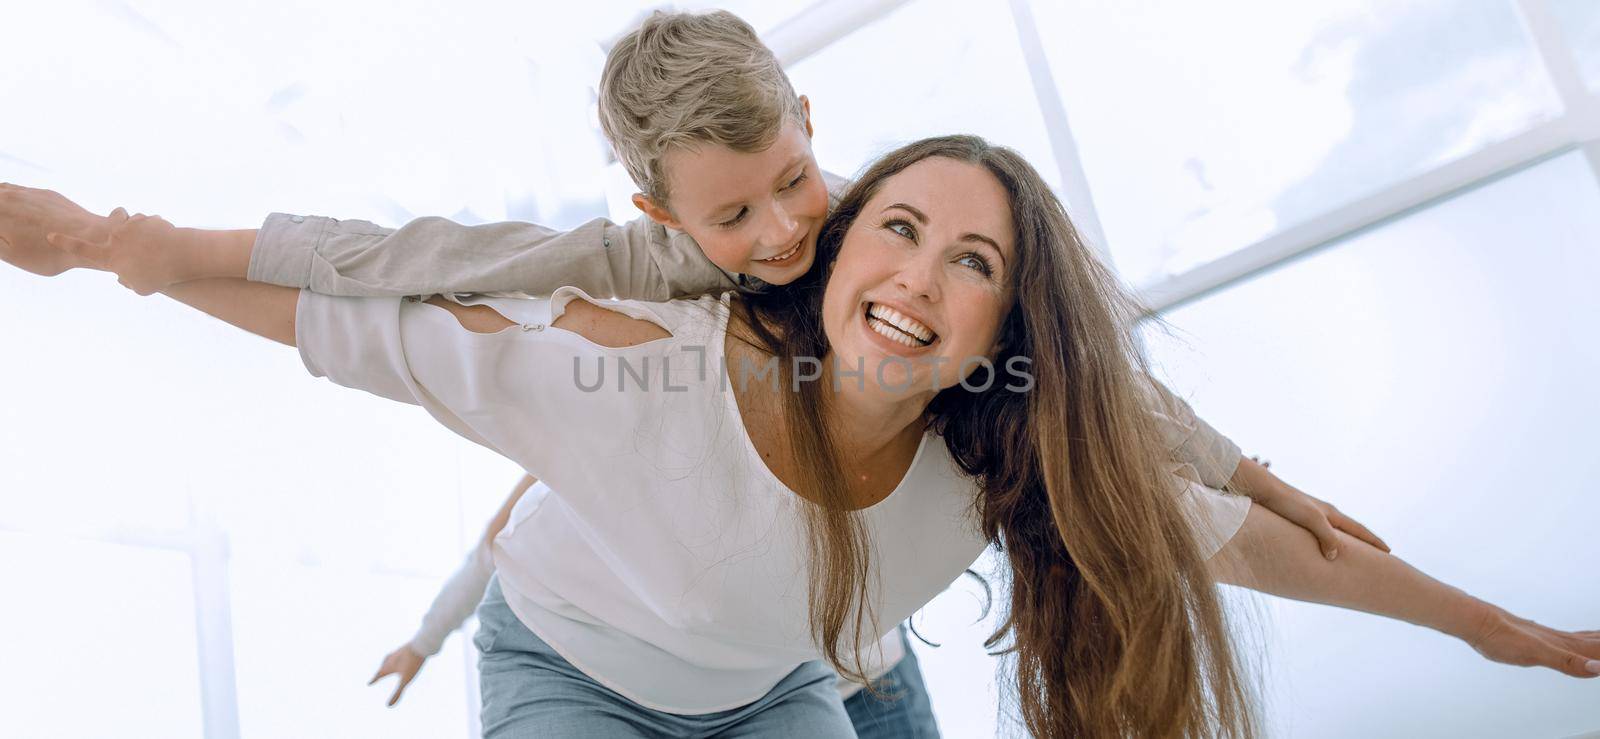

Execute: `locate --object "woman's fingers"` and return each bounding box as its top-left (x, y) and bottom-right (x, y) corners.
top-left (1558, 650), bottom-right (1600, 678)
top-left (1327, 508), bottom-right (1390, 553)
top-left (1480, 616), bottom-right (1600, 677)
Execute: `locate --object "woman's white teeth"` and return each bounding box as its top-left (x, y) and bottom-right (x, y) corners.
top-left (867, 303), bottom-right (934, 346)
top-left (759, 241), bottom-right (802, 262)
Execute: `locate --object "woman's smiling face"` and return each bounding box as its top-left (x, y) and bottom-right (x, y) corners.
top-left (821, 157), bottom-right (1016, 397)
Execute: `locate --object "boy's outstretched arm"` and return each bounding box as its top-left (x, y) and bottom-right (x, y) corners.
top-left (240, 212), bottom-right (737, 300)
top-left (2, 182), bottom-right (737, 301)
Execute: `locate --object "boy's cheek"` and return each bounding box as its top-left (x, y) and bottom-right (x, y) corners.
top-left (686, 230), bottom-right (754, 274)
top-left (803, 179), bottom-right (831, 220)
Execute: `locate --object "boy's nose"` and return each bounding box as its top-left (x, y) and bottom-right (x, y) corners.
top-left (761, 201), bottom-right (801, 249)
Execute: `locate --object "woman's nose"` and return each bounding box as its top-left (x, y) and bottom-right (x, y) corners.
top-left (895, 252), bottom-right (943, 302)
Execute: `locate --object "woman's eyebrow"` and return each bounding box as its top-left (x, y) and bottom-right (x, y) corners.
top-left (886, 202), bottom-right (929, 223)
top-left (962, 232), bottom-right (1003, 262)
top-left (887, 202), bottom-right (1004, 262)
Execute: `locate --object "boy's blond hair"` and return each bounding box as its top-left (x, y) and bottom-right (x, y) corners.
top-left (598, 10), bottom-right (807, 207)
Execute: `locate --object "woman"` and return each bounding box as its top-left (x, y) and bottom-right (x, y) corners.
top-left (370, 474), bottom-right (940, 739)
top-left (26, 136), bottom-right (1600, 736)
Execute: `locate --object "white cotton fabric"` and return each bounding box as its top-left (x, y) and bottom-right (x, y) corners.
top-left (405, 489), bottom-right (903, 698)
top-left (296, 286), bottom-right (1251, 714)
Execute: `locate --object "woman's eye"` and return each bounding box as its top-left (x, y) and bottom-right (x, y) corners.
top-left (957, 253), bottom-right (994, 276)
top-left (887, 220), bottom-right (916, 240)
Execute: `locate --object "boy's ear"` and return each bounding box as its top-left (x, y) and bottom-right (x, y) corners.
top-left (631, 193), bottom-right (681, 230)
top-left (799, 94), bottom-right (814, 138)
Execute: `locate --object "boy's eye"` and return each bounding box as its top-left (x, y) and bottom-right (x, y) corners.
top-left (718, 208), bottom-right (748, 228)
top-left (782, 172), bottom-right (807, 191)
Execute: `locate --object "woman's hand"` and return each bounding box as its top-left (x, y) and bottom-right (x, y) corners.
top-left (1467, 604), bottom-right (1600, 678)
top-left (367, 644), bottom-right (428, 707)
top-left (0, 183), bottom-right (118, 276)
top-left (1233, 455), bottom-right (1390, 562)
top-left (47, 211), bottom-right (194, 295)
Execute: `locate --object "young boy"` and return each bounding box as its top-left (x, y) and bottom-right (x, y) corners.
top-left (5, 6), bottom-right (1385, 733)
top-left (45, 10), bottom-right (838, 303)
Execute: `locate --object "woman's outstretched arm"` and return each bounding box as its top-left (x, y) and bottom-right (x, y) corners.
top-left (54, 215), bottom-right (515, 347)
top-left (157, 275), bottom-right (519, 347)
top-left (159, 277), bottom-right (299, 346)
top-left (1209, 501), bottom-right (1600, 678)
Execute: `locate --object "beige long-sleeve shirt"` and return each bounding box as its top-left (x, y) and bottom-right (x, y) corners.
top-left (245, 176), bottom-right (1243, 489)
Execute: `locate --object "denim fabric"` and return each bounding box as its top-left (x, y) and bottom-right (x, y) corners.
top-left (475, 576), bottom-right (855, 737)
top-left (842, 627), bottom-right (942, 739)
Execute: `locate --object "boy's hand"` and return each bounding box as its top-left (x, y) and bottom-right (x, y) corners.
top-left (368, 644), bottom-right (428, 707)
top-left (0, 183), bottom-right (118, 276)
top-left (1234, 455), bottom-right (1390, 561)
top-left (48, 211), bottom-right (192, 295)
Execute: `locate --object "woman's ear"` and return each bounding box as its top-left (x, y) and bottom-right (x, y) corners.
top-left (631, 193), bottom-right (681, 230)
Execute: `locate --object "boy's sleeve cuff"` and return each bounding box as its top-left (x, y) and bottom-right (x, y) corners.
top-left (249, 213), bottom-right (330, 288)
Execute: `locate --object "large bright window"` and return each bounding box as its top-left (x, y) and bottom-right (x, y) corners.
top-left (1032, 0), bottom-right (1564, 289)
top-left (1144, 149), bottom-right (1600, 738)
top-left (787, 0), bottom-right (1062, 191)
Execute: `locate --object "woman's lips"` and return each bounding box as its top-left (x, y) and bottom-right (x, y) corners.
top-left (861, 302), bottom-right (937, 354)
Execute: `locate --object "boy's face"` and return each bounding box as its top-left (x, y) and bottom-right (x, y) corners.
top-left (634, 105), bottom-right (830, 286)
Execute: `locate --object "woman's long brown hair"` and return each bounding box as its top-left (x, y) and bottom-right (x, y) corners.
top-left (736, 135), bottom-right (1258, 737)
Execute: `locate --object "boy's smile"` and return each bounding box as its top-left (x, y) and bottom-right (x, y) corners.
top-left (631, 104), bottom-right (831, 286)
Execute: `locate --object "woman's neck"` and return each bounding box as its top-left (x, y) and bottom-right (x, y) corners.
top-left (724, 300), bottom-right (928, 498)
top-left (819, 351), bottom-right (932, 463)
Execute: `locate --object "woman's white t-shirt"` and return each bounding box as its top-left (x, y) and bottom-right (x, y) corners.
top-left (295, 287), bottom-right (1251, 714)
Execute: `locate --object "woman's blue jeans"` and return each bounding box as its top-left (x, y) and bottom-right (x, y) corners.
top-left (475, 575), bottom-right (941, 737)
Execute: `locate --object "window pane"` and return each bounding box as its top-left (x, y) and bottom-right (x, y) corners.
top-left (1033, 0), bottom-right (1564, 288)
top-left (0, 0), bottom-right (613, 230)
top-left (1143, 150), bottom-right (1600, 737)
top-left (230, 560), bottom-right (475, 738)
top-left (0, 275), bottom-right (209, 535)
top-left (787, 0), bottom-right (1063, 193)
top-left (906, 546), bottom-right (1008, 737)
top-left (1549, 0), bottom-right (1600, 91)
top-left (0, 534), bottom-right (205, 738)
